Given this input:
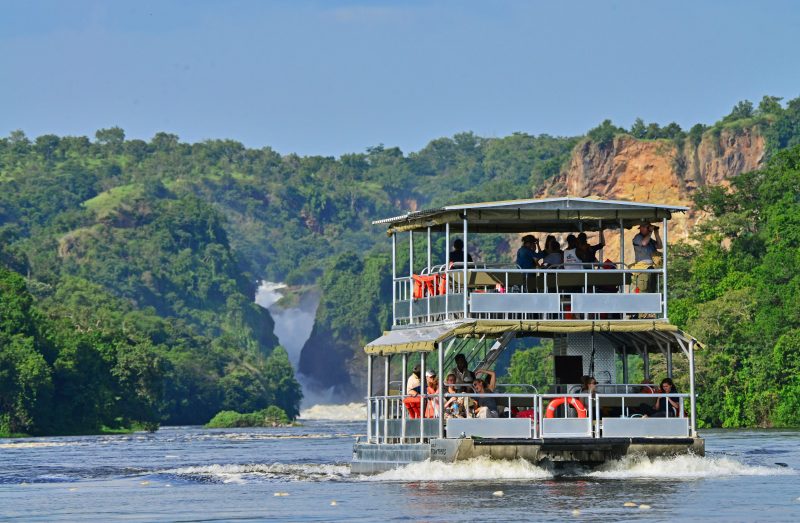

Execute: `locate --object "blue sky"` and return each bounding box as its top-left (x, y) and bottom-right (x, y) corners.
top-left (2, 0), bottom-right (799, 156)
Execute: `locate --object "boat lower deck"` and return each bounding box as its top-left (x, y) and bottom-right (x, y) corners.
top-left (351, 437), bottom-right (705, 475)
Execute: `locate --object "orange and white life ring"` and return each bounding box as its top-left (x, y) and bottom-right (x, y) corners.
top-left (545, 397), bottom-right (588, 418)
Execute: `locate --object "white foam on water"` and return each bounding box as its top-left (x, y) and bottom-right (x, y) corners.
top-left (588, 453), bottom-right (797, 480)
top-left (366, 456), bottom-right (552, 482)
top-left (0, 441), bottom-right (70, 449)
top-left (299, 402), bottom-right (367, 421)
top-left (166, 463), bottom-right (351, 484)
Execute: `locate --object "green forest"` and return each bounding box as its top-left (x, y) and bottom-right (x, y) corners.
top-left (1, 95), bottom-right (799, 435)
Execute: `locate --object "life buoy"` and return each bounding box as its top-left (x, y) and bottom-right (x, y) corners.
top-left (545, 397), bottom-right (587, 418)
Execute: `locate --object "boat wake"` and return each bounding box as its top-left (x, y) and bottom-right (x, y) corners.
top-left (586, 453), bottom-right (796, 480)
top-left (164, 463), bottom-right (351, 484)
top-left (366, 456), bottom-right (552, 482)
top-left (299, 402), bottom-right (367, 421)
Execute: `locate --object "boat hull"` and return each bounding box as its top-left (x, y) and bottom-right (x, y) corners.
top-left (351, 437), bottom-right (705, 474)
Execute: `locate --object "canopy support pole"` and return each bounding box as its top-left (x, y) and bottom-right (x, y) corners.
top-left (419, 352), bottom-right (426, 441)
top-left (662, 216), bottom-right (668, 320)
top-left (689, 339), bottom-right (697, 437)
top-left (392, 233), bottom-right (397, 325)
top-left (367, 355), bottom-right (373, 443)
top-left (409, 231), bottom-right (414, 323)
top-left (427, 226), bottom-right (432, 322)
top-left (438, 343), bottom-right (445, 438)
top-left (642, 345), bottom-right (650, 380)
top-left (463, 217), bottom-right (469, 319)
top-left (401, 352), bottom-right (407, 443)
top-left (445, 222), bottom-right (450, 319)
top-left (619, 218), bottom-right (625, 268)
top-left (384, 355), bottom-right (390, 443)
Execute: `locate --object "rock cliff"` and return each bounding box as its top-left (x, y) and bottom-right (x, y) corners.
top-left (540, 127), bottom-right (765, 259)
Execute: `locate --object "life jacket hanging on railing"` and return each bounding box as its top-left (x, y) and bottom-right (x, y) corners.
top-left (412, 274), bottom-right (437, 299)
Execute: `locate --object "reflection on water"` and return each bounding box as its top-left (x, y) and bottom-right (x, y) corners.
top-left (1, 423), bottom-right (799, 522)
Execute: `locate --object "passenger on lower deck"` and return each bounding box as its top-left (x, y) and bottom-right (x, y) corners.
top-left (472, 369), bottom-right (498, 418)
top-left (651, 378), bottom-right (681, 417)
top-left (443, 373), bottom-right (465, 418)
top-left (451, 354), bottom-right (475, 392)
top-left (402, 365), bottom-right (422, 418)
top-left (424, 371), bottom-right (440, 418)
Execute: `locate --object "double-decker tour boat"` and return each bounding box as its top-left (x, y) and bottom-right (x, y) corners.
top-left (351, 197), bottom-right (703, 474)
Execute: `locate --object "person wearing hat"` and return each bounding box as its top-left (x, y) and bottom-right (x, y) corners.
top-left (632, 222), bottom-right (662, 264)
top-left (516, 234), bottom-right (545, 269)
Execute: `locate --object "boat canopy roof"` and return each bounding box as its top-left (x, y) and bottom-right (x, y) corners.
top-left (374, 196), bottom-right (689, 234)
top-left (364, 319), bottom-right (701, 356)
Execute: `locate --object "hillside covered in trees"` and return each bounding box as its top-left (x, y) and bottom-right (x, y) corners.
top-left (1, 94), bottom-right (799, 434)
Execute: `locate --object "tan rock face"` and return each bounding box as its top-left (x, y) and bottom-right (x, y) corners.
top-left (540, 128), bottom-right (765, 261)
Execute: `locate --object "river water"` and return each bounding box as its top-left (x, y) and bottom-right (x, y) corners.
top-left (1, 419), bottom-right (798, 522)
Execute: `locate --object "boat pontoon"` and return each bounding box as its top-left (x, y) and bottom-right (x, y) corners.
top-left (352, 197), bottom-right (703, 474)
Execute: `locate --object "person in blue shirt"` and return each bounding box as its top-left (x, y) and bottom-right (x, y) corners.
top-left (516, 235), bottom-right (545, 269)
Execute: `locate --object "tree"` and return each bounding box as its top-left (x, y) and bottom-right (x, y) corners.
top-left (757, 95), bottom-right (783, 116)
top-left (724, 100), bottom-right (755, 122)
top-left (630, 118), bottom-right (646, 139)
top-left (95, 127), bottom-right (126, 147)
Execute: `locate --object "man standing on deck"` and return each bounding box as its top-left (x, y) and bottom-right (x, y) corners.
top-left (632, 222), bottom-right (662, 264)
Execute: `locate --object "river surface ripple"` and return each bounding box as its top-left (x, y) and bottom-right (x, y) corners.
top-left (1, 422), bottom-right (798, 521)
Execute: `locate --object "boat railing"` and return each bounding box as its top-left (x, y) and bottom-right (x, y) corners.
top-left (366, 390), bottom-right (693, 443)
top-left (393, 262), bottom-right (665, 325)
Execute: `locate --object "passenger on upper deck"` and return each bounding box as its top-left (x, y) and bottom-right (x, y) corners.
top-left (563, 235), bottom-right (583, 270)
top-left (449, 238), bottom-right (473, 264)
top-left (451, 354), bottom-right (475, 392)
top-left (576, 231), bottom-right (605, 267)
top-left (472, 369), bottom-right (499, 418)
top-left (542, 235), bottom-right (563, 267)
top-left (516, 235), bottom-right (545, 269)
top-left (632, 222), bottom-right (662, 264)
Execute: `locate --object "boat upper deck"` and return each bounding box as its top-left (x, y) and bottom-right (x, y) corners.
top-left (376, 197), bottom-right (688, 326)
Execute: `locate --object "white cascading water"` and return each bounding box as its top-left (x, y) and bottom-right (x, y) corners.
top-left (255, 281), bottom-right (366, 419)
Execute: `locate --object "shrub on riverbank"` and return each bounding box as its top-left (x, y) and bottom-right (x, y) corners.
top-left (205, 406), bottom-right (291, 428)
